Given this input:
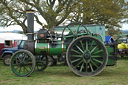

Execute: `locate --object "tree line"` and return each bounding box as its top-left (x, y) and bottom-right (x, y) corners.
top-left (0, 0), bottom-right (128, 36)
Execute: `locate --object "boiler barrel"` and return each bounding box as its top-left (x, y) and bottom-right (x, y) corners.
top-left (35, 41), bottom-right (66, 55)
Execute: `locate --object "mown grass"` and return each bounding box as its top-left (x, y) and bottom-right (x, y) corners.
top-left (0, 58), bottom-right (128, 85)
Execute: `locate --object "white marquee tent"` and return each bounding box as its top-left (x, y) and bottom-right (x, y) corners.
top-left (0, 33), bottom-right (27, 43)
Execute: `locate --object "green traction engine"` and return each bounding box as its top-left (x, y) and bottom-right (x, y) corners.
top-left (10, 10), bottom-right (118, 77)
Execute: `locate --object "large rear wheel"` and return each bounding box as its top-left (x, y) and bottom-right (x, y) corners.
top-left (66, 36), bottom-right (108, 76)
top-left (10, 50), bottom-right (36, 77)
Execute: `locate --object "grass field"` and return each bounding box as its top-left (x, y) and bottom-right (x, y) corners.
top-left (0, 58), bottom-right (128, 85)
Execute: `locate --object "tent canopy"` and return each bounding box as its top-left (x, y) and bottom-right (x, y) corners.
top-left (0, 33), bottom-right (27, 43)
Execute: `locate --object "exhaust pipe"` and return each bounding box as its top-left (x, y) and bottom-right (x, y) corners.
top-left (26, 10), bottom-right (35, 40)
top-left (23, 10), bottom-right (35, 54)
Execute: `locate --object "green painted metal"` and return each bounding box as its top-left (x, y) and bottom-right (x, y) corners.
top-left (106, 45), bottom-right (117, 66)
top-left (35, 41), bottom-right (66, 55)
top-left (93, 34), bottom-right (103, 42)
top-left (64, 33), bottom-right (88, 38)
top-left (49, 42), bottom-right (66, 55)
top-left (36, 43), bottom-right (48, 54)
top-left (11, 53), bottom-right (32, 76)
top-left (55, 24), bottom-right (116, 67)
top-left (54, 25), bottom-right (105, 42)
top-left (66, 36), bottom-right (108, 76)
top-left (36, 24), bottom-right (115, 67)
top-left (86, 25), bottom-right (105, 42)
top-left (10, 50), bottom-right (35, 77)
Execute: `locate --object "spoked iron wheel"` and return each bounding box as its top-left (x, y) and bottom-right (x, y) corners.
top-left (36, 55), bottom-right (48, 71)
top-left (66, 36), bottom-right (108, 76)
top-left (10, 50), bottom-right (35, 77)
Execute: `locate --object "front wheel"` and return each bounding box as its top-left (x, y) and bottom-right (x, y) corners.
top-left (66, 36), bottom-right (108, 76)
top-left (10, 50), bottom-right (36, 77)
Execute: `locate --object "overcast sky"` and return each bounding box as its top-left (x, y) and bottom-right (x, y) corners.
top-left (121, 23), bottom-right (128, 30)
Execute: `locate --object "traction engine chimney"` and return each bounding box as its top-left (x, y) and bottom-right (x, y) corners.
top-left (26, 10), bottom-right (35, 40)
top-left (23, 10), bottom-right (35, 54)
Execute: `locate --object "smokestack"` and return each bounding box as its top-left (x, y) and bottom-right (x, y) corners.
top-left (26, 10), bottom-right (35, 40)
top-left (23, 10), bottom-right (35, 54)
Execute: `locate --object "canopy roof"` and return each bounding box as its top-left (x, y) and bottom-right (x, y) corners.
top-left (0, 33), bottom-right (27, 43)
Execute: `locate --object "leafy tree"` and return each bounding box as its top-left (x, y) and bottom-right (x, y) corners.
top-left (67, 0), bottom-right (127, 36)
top-left (0, 0), bottom-right (29, 32)
top-left (0, 0), bottom-right (127, 36)
top-left (0, 0), bottom-right (79, 32)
